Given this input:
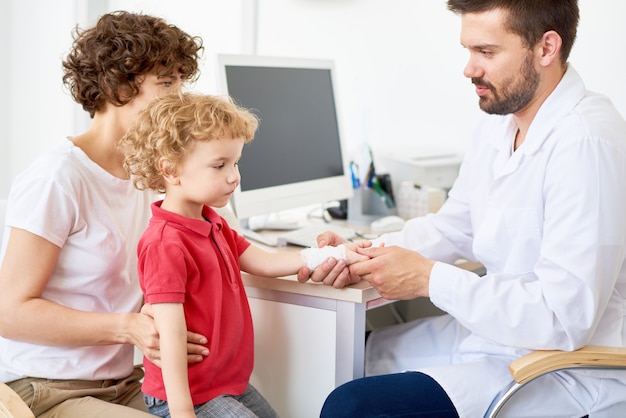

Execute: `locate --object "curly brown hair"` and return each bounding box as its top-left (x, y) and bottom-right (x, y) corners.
top-left (62, 11), bottom-right (203, 118)
top-left (119, 93), bottom-right (259, 194)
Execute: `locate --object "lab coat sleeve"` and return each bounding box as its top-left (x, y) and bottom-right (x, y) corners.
top-left (430, 132), bottom-right (626, 351)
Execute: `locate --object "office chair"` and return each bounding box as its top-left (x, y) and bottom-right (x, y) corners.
top-left (484, 345), bottom-right (626, 417)
top-left (0, 383), bottom-right (33, 418)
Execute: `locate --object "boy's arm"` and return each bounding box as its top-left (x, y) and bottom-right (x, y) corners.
top-left (239, 243), bottom-right (369, 277)
top-left (239, 245), bottom-right (305, 277)
top-left (151, 303), bottom-right (196, 418)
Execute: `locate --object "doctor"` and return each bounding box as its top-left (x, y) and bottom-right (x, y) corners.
top-left (300, 0), bottom-right (626, 416)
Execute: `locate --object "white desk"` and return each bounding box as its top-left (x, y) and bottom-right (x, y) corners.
top-left (243, 271), bottom-right (381, 418)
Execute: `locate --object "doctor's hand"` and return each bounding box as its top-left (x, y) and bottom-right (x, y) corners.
top-left (137, 304), bottom-right (209, 367)
top-left (351, 245), bottom-right (435, 300)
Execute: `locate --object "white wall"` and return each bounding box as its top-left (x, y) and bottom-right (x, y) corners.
top-left (3, 0), bottom-right (626, 197)
top-left (0, 2), bottom-right (10, 191)
top-left (257, 0), bottom-right (475, 164)
top-left (253, 0), bottom-right (626, 166)
top-left (3, 0), bottom-right (81, 198)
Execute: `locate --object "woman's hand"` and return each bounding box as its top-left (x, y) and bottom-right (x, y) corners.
top-left (135, 304), bottom-right (209, 367)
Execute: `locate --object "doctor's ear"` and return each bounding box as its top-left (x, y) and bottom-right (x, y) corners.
top-left (537, 30), bottom-right (562, 67)
top-left (159, 158), bottom-right (180, 185)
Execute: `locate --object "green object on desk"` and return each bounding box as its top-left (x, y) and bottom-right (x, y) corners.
top-left (371, 176), bottom-right (394, 209)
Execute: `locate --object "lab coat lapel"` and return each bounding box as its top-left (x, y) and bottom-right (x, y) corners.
top-left (491, 66), bottom-right (586, 180)
top-left (522, 65), bottom-right (586, 155)
top-left (491, 117), bottom-right (519, 179)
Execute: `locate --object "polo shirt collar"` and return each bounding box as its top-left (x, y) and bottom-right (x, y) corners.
top-left (151, 200), bottom-right (225, 237)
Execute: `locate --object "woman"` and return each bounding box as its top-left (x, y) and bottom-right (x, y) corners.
top-left (0, 11), bottom-right (205, 417)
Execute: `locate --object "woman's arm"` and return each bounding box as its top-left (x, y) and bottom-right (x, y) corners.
top-left (0, 228), bottom-right (144, 346)
top-left (0, 227), bottom-right (207, 364)
top-left (151, 303), bottom-right (196, 418)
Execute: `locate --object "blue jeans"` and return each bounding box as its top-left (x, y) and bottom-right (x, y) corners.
top-left (321, 372), bottom-right (459, 418)
top-left (144, 384), bottom-right (278, 418)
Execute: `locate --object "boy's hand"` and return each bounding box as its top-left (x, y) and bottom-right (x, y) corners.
top-left (344, 241), bottom-right (372, 265)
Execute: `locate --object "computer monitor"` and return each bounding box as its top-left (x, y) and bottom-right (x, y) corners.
top-left (216, 54), bottom-right (354, 221)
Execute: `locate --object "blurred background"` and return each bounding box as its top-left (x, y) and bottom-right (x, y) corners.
top-left (2, 0), bottom-right (625, 197)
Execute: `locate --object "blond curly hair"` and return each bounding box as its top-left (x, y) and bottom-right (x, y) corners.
top-left (119, 93), bottom-right (258, 193)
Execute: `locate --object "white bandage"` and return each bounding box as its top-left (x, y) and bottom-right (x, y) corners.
top-left (300, 244), bottom-right (347, 270)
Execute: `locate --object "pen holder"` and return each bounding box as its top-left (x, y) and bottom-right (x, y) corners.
top-left (347, 188), bottom-right (397, 225)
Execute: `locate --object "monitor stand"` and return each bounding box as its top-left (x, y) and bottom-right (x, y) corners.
top-left (245, 213), bottom-right (302, 231)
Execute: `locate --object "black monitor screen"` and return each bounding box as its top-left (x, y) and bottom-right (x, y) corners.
top-left (223, 65), bottom-right (345, 192)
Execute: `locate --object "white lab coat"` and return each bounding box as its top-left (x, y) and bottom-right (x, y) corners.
top-left (367, 66), bottom-right (626, 417)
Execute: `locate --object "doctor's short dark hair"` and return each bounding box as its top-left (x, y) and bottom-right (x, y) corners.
top-left (447, 0), bottom-right (579, 64)
top-left (62, 10), bottom-right (203, 118)
top-left (119, 93), bottom-right (259, 194)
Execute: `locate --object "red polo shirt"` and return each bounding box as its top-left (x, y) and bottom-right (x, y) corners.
top-left (138, 201), bottom-right (252, 405)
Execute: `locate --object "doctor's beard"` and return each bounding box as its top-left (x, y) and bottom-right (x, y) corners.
top-left (473, 53), bottom-right (540, 115)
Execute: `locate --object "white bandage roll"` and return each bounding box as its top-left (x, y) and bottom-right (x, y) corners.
top-left (300, 244), bottom-right (347, 270)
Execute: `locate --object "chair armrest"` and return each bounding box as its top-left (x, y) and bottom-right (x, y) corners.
top-left (0, 382), bottom-right (34, 418)
top-left (510, 345), bottom-right (626, 384)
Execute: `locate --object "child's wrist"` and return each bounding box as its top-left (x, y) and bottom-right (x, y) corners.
top-left (301, 244), bottom-right (346, 270)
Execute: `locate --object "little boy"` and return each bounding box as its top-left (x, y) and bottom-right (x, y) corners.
top-left (119, 92), bottom-right (368, 418)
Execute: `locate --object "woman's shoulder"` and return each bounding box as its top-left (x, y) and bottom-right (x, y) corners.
top-left (13, 138), bottom-right (124, 198)
top-left (8, 139), bottom-right (102, 226)
top-left (16, 139), bottom-right (84, 182)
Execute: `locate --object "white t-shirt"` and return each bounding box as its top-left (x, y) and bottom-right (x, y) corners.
top-left (0, 138), bottom-right (153, 381)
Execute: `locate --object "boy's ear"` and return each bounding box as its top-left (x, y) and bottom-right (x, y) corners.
top-left (159, 158), bottom-right (180, 185)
